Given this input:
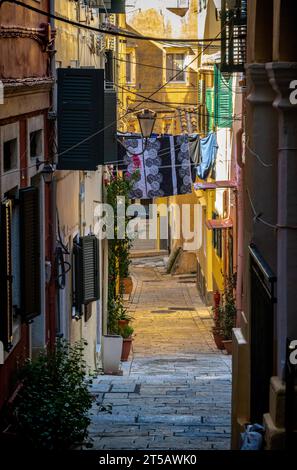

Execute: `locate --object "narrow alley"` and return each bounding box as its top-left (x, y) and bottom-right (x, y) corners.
top-left (89, 257), bottom-right (231, 450)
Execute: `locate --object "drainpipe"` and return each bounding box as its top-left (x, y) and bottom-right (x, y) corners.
top-left (235, 127), bottom-right (243, 327)
top-left (47, 0), bottom-right (57, 347)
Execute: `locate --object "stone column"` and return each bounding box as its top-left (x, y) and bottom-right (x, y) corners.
top-left (245, 63), bottom-right (278, 275)
top-left (231, 63), bottom-right (278, 449)
top-left (266, 62), bottom-right (297, 376)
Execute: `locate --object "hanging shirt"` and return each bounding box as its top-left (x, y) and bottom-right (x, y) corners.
top-left (196, 132), bottom-right (218, 180)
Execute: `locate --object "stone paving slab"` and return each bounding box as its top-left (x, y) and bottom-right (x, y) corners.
top-left (88, 257), bottom-right (232, 450)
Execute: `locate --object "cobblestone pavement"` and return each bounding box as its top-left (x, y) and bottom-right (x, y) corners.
top-left (89, 257), bottom-right (232, 450)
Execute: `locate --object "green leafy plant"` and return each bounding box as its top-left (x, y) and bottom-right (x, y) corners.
top-left (121, 325), bottom-right (134, 339)
top-left (106, 172), bottom-right (138, 333)
top-left (220, 273), bottom-right (237, 340)
top-left (13, 339), bottom-right (93, 450)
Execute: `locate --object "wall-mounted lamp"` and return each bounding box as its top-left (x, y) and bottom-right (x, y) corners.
top-left (36, 158), bottom-right (56, 184)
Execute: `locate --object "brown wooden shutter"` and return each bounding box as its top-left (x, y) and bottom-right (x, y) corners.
top-left (0, 200), bottom-right (13, 351)
top-left (19, 187), bottom-right (41, 321)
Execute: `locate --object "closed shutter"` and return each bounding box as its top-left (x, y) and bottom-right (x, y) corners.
top-left (0, 200), bottom-right (13, 351)
top-left (104, 90), bottom-right (117, 164)
top-left (73, 235), bottom-right (99, 314)
top-left (73, 241), bottom-right (83, 314)
top-left (81, 235), bottom-right (99, 303)
top-left (105, 50), bottom-right (114, 85)
top-left (205, 88), bottom-right (214, 132)
top-left (19, 187), bottom-right (41, 321)
top-left (57, 68), bottom-right (104, 170)
top-left (214, 65), bottom-right (233, 128)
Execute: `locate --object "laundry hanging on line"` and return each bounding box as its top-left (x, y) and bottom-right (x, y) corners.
top-left (117, 134), bottom-right (198, 199)
top-left (196, 132), bottom-right (218, 180)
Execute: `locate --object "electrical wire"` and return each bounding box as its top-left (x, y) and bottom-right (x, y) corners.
top-left (53, 30), bottom-right (225, 160)
top-left (5, 0), bottom-right (241, 44)
top-left (128, 29), bottom-right (225, 115)
top-left (245, 136), bottom-right (273, 168)
top-left (246, 187), bottom-right (297, 231)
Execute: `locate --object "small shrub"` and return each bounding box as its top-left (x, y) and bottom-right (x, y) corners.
top-left (121, 325), bottom-right (134, 339)
top-left (13, 339), bottom-right (93, 449)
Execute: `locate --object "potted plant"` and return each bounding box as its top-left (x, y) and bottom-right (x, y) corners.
top-left (103, 297), bottom-right (123, 374)
top-left (121, 325), bottom-right (134, 362)
top-left (7, 339), bottom-right (93, 450)
top-left (117, 302), bottom-right (134, 330)
top-left (220, 274), bottom-right (237, 355)
top-left (119, 242), bottom-right (133, 296)
top-left (211, 290), bottom-right (225, 350)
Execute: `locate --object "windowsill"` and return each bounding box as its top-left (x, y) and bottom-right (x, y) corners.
top-left (3, 167), bottom-right (18, 175)
top-left (164, 81), bottom-right (188, 86)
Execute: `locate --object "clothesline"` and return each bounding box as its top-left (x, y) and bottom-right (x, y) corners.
top-left (114, 132), bottom-right (218, 196)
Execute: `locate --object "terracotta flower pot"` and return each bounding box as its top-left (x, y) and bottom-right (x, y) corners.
top-left (212, 328), bottom-right (225, 350)
top-left (118, 319), bottom-right (129, 329)
top-left (222, 340), bottom-right (232, 355)
top-left (121, 277), bottom-right (133, 295)
top-left (121, 337), bottom-right (133, 361)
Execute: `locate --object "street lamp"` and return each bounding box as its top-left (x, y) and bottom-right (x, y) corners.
top-left (36, 158), bottom-right (56, 184)
top-left (137, 108), bottom-right (157, 139)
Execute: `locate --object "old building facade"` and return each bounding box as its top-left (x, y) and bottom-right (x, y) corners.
top-left (0, 0), bottom-right (55, 408)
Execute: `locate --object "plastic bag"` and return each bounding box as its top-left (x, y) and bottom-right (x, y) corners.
top-left (240, 423), bottom-right (264, 450)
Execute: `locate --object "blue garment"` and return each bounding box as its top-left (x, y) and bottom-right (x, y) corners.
top-left (240, 424), bottom-right (264, 450)
top-left (196, 132), bottom-right (218, 180)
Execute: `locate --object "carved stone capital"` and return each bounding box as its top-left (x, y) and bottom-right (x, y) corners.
top-left (266, 62), bottom-right (297, 112)
top-left (245, 63), bottom-right (276, 106)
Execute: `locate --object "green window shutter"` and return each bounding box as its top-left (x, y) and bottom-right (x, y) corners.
top-left (205, 88), bottom-right (214, 132)
top-left (73, 235), bottom-right (99, 315)
top-left (0, 200), bottom-right (13, 351)
top-left (214, 65), bottom-right (233, 128)
top-left (81, 235), bottom-right (99, 304)
top-left (19, 187), bottom-right (41, 322)
top-left (57, 68), bottom-right (104, 170)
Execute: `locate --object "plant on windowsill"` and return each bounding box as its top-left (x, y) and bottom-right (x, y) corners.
top-left (220, 273), bottom-right (237, 355)
top-left (7, 339), bottom-right (93, 450)
top-left (120, 325), bottom-right (134, 362)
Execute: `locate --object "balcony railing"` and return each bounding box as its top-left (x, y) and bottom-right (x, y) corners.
top-left (220, 0), bottom-right (247, 73)
top-left (166, 0), bottom-right (189, 17)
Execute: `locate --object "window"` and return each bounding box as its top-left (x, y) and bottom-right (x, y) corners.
top-left (3, 138), bottom-right (17, 172)
top-left (126, 53), bottom-right (132, 83)
top-left (72, 235), bottom-right (99, 318)
top-left (166, 54), bottom-right (186, 82)
top-left (212, 212), bottom-right (222, 258)
top-left (30, 130), bottom-right (43, 159)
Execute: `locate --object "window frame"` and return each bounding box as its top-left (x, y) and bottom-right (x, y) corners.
top-left (165, 52), bottom-right (187, 84)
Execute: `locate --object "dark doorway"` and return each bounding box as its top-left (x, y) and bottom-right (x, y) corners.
top-left (249, 244), bottom-right (276, 423)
